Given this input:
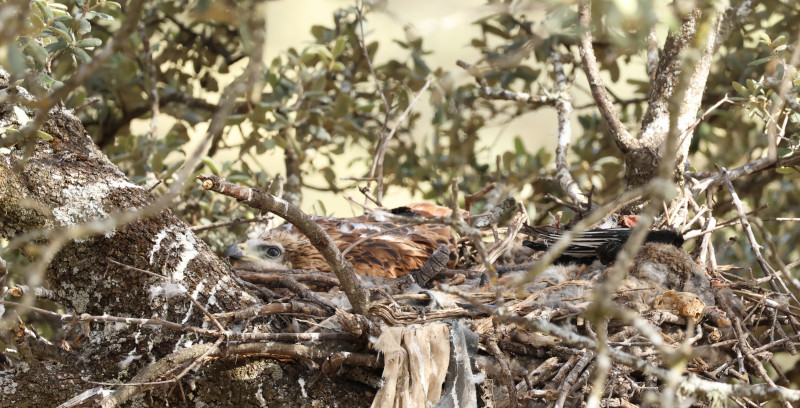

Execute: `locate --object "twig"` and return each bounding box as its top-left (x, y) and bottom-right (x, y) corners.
top-left (436, 290), bottom-right (800, 403)
top-left (235, 269), bottom-right (340, 288)
top-left (720, 167), bottom-right (797, 305)
top-left (355, 2), bottom-right (390, 113)
top-left (464, 182), bottom-right (496, 212)
top-left (456, 60), bottom-right (558, 106)
top-left (409, 244), bottom-right (451, 287)
top-left (555, 349), bottom-right (595, 407)
top-left (485, 335), bottom-right (518, 407)
top-left (276, 275), bottom-right (338, 311)
top-left (368, 78), bottom-right (432, 204)
top-left (7, 285), bottom-right (58, 302)
top-left (211, 301), bottom-right (329, 321)
top-left (190, 214), bottom-right (272, 232)
top-left (99, 339), bottom-right (223, 408)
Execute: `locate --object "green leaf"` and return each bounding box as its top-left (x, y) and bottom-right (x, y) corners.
top-left (775, 167), bottom-right (795, 174)
top-left (71, 47), bottom-right (91, 63)
top-left (771, 35), bottom-right (787, 48)
top-left (13, 106), bottom-right (30, 126)
top-left (49, 25), bottom-right (73, 42)
top-left (45, 39), bottom-right (69, 53)
top-left (36, 130), bottom-right (53, 140)
top-left (748, 57), bottom-right (771, 66)
top-left (31, 13), bottom-right (46, 29)
top-left (731, 81), bottom-right (748, 97)
top-left (202, 157), bottom-right (219, 174)
top-left (76, 38), bottom-right (102, 48)
top-left (310, 125), bottom-right (331, 141)
top-left (94, 12), bottom-right (113, 20)
top-left (513, 137), bottom-right (526, 156)
top-left (34, 1), bottom-right (54, 21)
top-left (331, 36), bottom-right (347, 58)
top-left (77, 18), bottom-right (92, 35)
top-left (25, 42), bottom-right (49, 66)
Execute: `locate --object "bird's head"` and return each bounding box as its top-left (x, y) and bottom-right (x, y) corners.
top-left (226, 237), bottom-right (291, 272)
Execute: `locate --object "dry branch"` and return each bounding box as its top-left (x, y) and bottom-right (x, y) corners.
top-left (198, 174), bottom-right (369, 315)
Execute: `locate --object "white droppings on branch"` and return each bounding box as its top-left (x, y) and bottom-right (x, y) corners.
top-left (181, 281), bottom-right (205, 325)
top-left (255, 382), bottom-right (268, 406)
top-left (170, 230), bottom-right (198, 282)
top-left (298, 378), bottom-right (308, 398)
top-left (148, 226), bottom-right (198, 282)
top-left (108, 179), bottom-right (142, 190)
top-left (149, 226), bottom-right (176, 264)
top-left (274, 196), bottom-right (290, 213)
top-left (117, 351), bottom-right (142, 369)
top-left (147, 282), bottom-right (187, 301)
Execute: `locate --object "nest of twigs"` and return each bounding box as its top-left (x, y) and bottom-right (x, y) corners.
top-left (223, 212), bottom-right (797, 407)
top-left (196, 175), bottom-right (800, 408)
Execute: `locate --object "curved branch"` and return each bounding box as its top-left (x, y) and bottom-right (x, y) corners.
top-left (577, 1), bottom-right (635, 153)
top-left (197, 174), bottom-right (369, 315)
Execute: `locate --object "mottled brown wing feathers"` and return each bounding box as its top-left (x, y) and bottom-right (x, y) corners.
top-left (259, 212), bottom-right (457, 278)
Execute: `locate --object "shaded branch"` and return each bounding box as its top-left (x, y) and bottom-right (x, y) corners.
top-left (197, 174), bottom-right (369, 315)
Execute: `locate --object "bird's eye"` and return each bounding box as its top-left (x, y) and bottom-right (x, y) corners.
top-left (264, 246), bottom-right (281, 258)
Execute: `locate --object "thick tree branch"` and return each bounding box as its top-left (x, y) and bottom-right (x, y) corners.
top-left (577, 1), bottom-right (635, 153)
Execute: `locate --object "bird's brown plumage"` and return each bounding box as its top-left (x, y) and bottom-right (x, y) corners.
top-left (226, 205), bottom-right (458, 278)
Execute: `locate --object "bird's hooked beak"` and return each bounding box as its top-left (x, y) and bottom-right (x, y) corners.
top-left (226, 243), bottom-right (247, 260)
top-left (227, 242), bottom-right (260, 268)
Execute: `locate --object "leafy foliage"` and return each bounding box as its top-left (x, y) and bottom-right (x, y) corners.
top-left (2, 0), bottom-right (800, 264)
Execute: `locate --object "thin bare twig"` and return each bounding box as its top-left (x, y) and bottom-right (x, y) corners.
top-left (368, 78), bottom-right (432, 204)
top-left (720, 167), bottom-right (797, 306)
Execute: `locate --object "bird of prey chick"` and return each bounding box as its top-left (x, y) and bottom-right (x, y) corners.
top-left (226, 203), bottom-right (457, 278)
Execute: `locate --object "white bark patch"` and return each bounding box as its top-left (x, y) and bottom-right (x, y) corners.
top-left (298, 378), bottom-right (308, 398)
top-left (117, 351), bottom-right (142, 369)
top-left (52, 181), bottom-right (111, 234)
top-left (255, 382), bottom-right (268, 406)
top-left (51, 177), bottom-right (141, 239)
